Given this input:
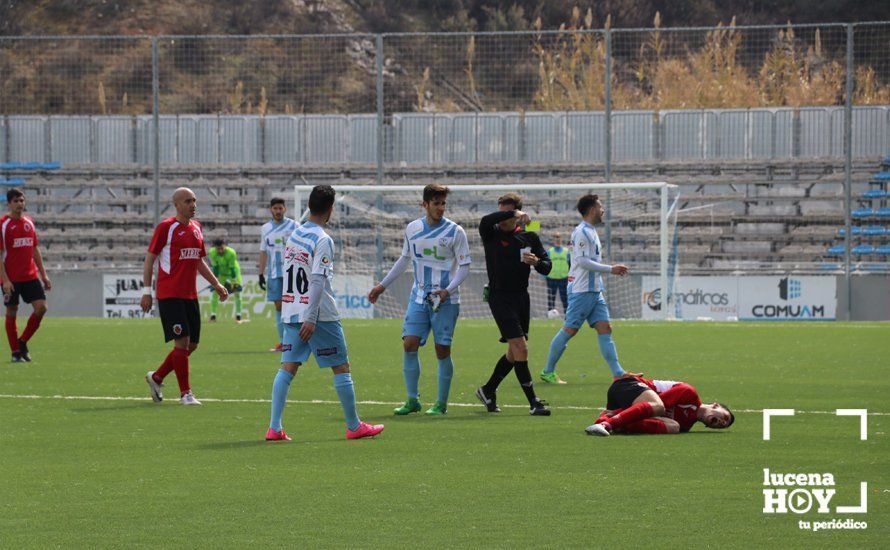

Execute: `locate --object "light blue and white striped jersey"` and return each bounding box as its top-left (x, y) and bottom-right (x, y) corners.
top-left (260, 217), bottom-right (297, 279)
top-left (401, 217), bottom-right (471, 305)
top-left (568, 221), bottom-right (604, 293)
top-left (280, 221), bottom-right (339, 324)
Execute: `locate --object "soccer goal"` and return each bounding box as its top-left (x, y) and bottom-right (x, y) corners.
top-left (294, 182), bottom-right (680, 320)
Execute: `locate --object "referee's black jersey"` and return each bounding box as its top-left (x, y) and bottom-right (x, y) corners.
top-left (479, 210), bottom-right (552, 292)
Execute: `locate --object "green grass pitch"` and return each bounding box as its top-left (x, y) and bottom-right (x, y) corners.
top-left (0, 318), bottom-right (887, 548)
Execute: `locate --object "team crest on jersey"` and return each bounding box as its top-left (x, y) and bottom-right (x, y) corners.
top-left (438, 237), bottom-right (451, 248)
top-left (23, 223), bottom-right (31, 232)
top-left (172, 324), bottom-right (183, 335)
top-left (193, 228), bottom-right (202, 240)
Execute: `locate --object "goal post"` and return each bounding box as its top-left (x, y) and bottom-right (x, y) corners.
top-left (294, 182), bottom-right (680, 320)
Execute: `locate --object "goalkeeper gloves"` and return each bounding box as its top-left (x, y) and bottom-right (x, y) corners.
top-left (258, 274), bottom-right (266, 290)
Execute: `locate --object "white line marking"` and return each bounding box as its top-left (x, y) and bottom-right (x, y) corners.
top-left (0, 394), bottom-right (888, 415)
top-left (763, 409), bottom-right (795, 441)
top-left (836, 408), bottom-right (869, 440)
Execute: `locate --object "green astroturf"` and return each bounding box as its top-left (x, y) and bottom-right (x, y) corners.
top-left (0, 318), bottom-right (887, 548)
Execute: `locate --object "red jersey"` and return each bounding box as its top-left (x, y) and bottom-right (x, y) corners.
top-left (148, 217), bottom-right (206, 300)
top-left (0, 215), bottom-right (39, 282)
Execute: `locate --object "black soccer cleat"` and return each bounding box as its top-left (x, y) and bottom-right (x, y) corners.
top-left (11, 351), bottom-right (24, 363)
top-left (529, 399), bottom-right (551, 416)
top-left (475, 387), bottom-right (501, 413)
top-left (17, 339), bottom-right (31, 362)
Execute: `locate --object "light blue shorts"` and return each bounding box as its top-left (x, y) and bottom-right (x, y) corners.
top-left (564, 291), bottom-right (611, 329)
top-left (401, 301), bottom-right (460, 347)
top-left (266, 276), bottom-right (284, 302)
top-left (281, 320), bottom-right (349, 368)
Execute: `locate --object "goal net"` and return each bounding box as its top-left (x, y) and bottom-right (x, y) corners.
top-left (294, 183), bottom-right (680, 320)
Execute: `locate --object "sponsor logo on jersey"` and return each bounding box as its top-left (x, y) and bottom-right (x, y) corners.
top-left (280, 344), bottom-right (293, 352)
top-left (12, 237), bottom-right (33, 248)
top-left (282, 295), bottom-right (294, 303)
top-left (321, 255), bottom-right (331, 265)
top-left (179, 248), bottom-right (202, 260)
top-left (316, 347), bottom-right (338, 357)
top-left (299, 296), bottom-right (309, 304)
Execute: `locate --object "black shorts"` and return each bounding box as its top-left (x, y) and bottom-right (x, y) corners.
top-left (606, 377), bottom-right (653, 410)
top-left (4, 279), bottom-right (46, 307)
top-left (158, 298), bottom-right (201, 343)
top-left (488, 290), bottom-right (530, 343)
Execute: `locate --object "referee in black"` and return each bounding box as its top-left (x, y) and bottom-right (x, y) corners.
top-left (475, 193), bottom-right (553, 416)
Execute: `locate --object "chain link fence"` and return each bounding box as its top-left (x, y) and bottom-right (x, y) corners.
top-left (1, 23), bottom-right (889, 317)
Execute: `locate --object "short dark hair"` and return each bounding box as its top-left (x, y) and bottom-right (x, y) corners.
top-left (308, 185), bottom-right (336, 214)
top-left (7, 188), bottom-right (24, 203)
top-left (270, 197), bottom-right (286, 207)
top-left (213, 238), bottom-right (225, 247)
top-left (577, 194), bottom-right (600, 216)
top-left (422, 184), bottom-right (449, 203)
top-left (716, 402), bottom-right (735, 428)
top-left (497, 193), bottom-right (523, 211)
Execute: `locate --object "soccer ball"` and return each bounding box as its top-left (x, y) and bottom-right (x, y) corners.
top-left (547, 308), bottom-right (561, 319)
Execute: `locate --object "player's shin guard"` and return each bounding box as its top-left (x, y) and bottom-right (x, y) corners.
top-left (5, 316), bottom-right (18, 352)
top-left (597, 333), bottom-right (625, 378)
top-left (234, 292), bottom-right (242, 317)
top-left (275, 310), bottom-right (283, 343)
top-left (20, 313), bottom-right (42, 343)
top-left (269, 368), bottom-right (294, 431)
top-left (513, 361), bottom-right (538, 405)
top-left (483, 355), bottom-right (514, 393)
top-left (333, 373), bottom-right (360, 431)
top-left (544, 329), bottom-right (572, 374)
top-left (170, 347), bottom-right (191, 396)
top-left (605, 402), bottom-right (654, 431)
top-left (154, 350), bottom-right (176, 382)
top-left (403, 351), bottom-right (421, 399)
top-left (436, 356), bottom-right (454, 404)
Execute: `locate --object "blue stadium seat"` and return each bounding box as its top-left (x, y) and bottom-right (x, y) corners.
top-left (852, 245), bottom-right (875, 255)
top-left (863, 189), bottom-right (888, 199)
top-left (877, 207), bottom-right (890, 218)
top-left (862, 263), bottom-right (890, 272)
top-left (852, 207), bottom-right (874, 218)
top-left (0, 162), bottom-right (24, 170)
top-left (862, 226), bottom-right (887, 236)
top-left (877, 245), bottom-right (890, 255)
top-left (819, 262), bottom-right (842, 270)
top-left (874, 172), bottom-right (890, 181)
top-left (42, 162), bottom-right (61, 170)
top-left (0, 178), bottom-right (26, 186)
top-left (0, 162), bottom-right (59, 170)
top-left (837, 226), bottom-right (862, 236)
top-left (827, 245), bottom-right (846, 255)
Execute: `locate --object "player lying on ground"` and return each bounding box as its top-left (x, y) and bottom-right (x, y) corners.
top-left (266, 185), bottom-right (384, 441)
top-left (585, 374), bottom-right (734, 436)
top-left (1, 188), bottom-right (51, 363)
top-left (143, 188), bottom-right (228, 406)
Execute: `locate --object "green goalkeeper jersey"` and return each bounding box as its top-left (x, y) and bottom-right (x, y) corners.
top-left (208, 246), bottom-right (242, 284)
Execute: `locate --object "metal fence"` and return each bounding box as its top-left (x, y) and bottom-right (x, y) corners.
top-left (1, 22), bottom-right (889, 319)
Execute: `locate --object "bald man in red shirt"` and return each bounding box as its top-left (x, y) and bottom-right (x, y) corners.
top-left (142, 188), bottom-right (228, 406)
top-left (0, 188), bottom-right (51, 362)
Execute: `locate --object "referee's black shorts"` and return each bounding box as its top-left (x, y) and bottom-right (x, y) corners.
top-left (488, 290), bottom-right (530, 343)
top-left (158, 298), bottom-right (201, 343)
top-left (3, 279), bottom-right (46, 307)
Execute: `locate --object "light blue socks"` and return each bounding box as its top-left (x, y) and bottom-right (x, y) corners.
top-left (333, 373), bottom-right (360, 431)
top-left (544, 329), bottom-right (573, 374)
top-left (403, 351), bottom-right (421, 399)
top-left (437, 356), bottom-right (454, 404)
top-left (275, 309), bottom-right (283, 343)
top-left (269, 368), bottom-right (294, 431)
top-left (597, 333), bottom-right (625, 377)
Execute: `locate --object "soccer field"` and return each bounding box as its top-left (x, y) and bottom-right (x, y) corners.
top-left (1, 318), bottom-right (887, 548)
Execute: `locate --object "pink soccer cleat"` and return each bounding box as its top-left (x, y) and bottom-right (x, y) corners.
top-left (346, 422), bottom-right (385, 440)
top-left (265, 428), bottom-right (292, 441)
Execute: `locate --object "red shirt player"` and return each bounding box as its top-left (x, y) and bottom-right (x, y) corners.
top-left (141, 187), bottom-right (227, 406)
top-left (0, 188), bottom-right (51, 362)
top-left (585, 374), bottom-right (734, 436)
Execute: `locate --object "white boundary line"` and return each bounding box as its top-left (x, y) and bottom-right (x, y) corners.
top-left (0, 394), bottom-right (887, 415)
